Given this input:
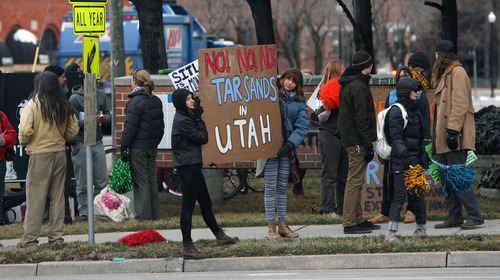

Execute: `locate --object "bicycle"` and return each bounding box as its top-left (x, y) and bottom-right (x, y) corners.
top-left (222, 168), bottom-right (265, 200)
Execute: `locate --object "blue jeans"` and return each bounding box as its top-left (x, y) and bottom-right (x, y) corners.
top-left (72, 141), bottom-right (107, 217)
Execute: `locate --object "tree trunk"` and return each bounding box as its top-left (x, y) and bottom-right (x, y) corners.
top-left (110, 0), bottom-right (126, 78)
top-left (246, 0), bottom-right (275, 44)
top-left (424, 0), bottom-right (458, 48)
top-left (130, 0), bottom-right (168, 73)
top-left (353, 0), bottom-right (375, 73)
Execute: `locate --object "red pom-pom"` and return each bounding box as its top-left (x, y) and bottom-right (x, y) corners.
top-left (319, 78), bottom-right (341, 109)
top-left (118, 230), bottom-right (167, 247)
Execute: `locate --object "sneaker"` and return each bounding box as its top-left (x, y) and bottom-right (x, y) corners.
top-left (435, 217), bottom-right (463, 229)
top-left (323, 212), bottom-right (340, 219)
top-left (368, 213), bottom-right (389, 224)
top-left (413, 226), bottom-right (427, 236)
top-left (17, 242), bottom-right (38, 249)
top-left (359, 220), bottom-right (381, 230)
top-left (460, 219), bottom-right (484, 230)
top-left (403, 210), bottom-right (416, 223)
top-left (384, 232), bottom-right (401, 242)
top-left (49, 239), bottom-right (64, 246)
top-left (80, 215), bottom-right (88, 222)
top-left (344, 224), bottom-right (372, 234)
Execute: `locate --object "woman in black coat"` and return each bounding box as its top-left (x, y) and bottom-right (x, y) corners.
top-left (171, 88), bottom-right (238, 260)
top-left (384, 78), bottom-right (428, 242)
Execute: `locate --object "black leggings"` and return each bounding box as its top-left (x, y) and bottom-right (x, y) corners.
top-left (178, 164), bottom-right (220, 242)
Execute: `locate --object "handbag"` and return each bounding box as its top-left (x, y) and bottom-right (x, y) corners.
top-left (0, 111), bottom-right (16, 162)
top-left (281, 112), bottom-right (301, 184)
top-left (288, 151), bottom-right (300, 184)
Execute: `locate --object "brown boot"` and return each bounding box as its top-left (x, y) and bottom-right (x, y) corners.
top-left (278, 221), bottom-right (299, 238)
top-left (434, 217), bottom-right (463, 229)
top-left (215, 229), bottom-right (239, 246)
top-left (182, 240), bottom-right (206, 259)
top-left (268, 222), bottom-right (280, 239)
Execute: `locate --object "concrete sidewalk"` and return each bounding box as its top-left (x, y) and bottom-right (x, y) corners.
top-left (1, 220), bottom-right (500, 277)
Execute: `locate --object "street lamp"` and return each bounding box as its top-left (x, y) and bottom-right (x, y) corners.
top-left (488, 11), bottom-right (496, 98)
top-left (336, 5), bottom-right (343, 61)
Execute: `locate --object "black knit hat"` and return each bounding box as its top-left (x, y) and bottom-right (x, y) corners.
top-left (280, 68), bottom-right (303, 87)
top-left (44, 65), bottom-right (65, 77)
top-left (408, 52), bottom-right (430, 70)
top-left (434, 40), bottom-right (455, 54)
top-left (352, 50), bottom-right (373, 70)
top-left (65, 63), bottom-right (84, 91)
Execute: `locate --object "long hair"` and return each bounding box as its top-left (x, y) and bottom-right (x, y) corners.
top-left (322, 60), bottom-right (344, 84)
top-left (36, 72), bottom-right (74, 127)
top-left (432, 52), bottom-right (458, 86)
top-left (280, 72), bottom-right (304, 101)
top-left (133, 69), bottom-right (155, 97)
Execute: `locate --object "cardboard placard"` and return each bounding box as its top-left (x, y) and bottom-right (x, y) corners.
top-left (168, 59), bottom-right (199, 92)
top-left (198, 44), bottom-right (281, 165)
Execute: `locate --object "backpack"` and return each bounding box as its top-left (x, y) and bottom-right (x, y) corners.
top-left (376, 103), bottom-right (408, 161)
top-left (2, 187), bottom-right (26, 224)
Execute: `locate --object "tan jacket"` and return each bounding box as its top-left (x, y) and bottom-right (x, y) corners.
top-left (18, 98), bottom-right (79, 154)
top-left (431, 60), bottom-right (476, 154)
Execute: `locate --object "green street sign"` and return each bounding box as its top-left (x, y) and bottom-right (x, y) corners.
top-left (72, 5), bottom-right (106, 35)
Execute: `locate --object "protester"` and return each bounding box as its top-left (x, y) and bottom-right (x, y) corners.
top-left (0, 111), bottom-right (17, 226)
top-left (171, 88), bottom-right (238, 259)
top-left (42, 65), bottom-right (75, 225)
top-left (431, 39), bottom-right (484, 229)
top-left (408, 51), bottom-right (431, 81)
top-left (120, 69), bottom-right (165, 221)
top-left (17, 71), bottom-right (78, 248)
top-left (370, 65), bottom-right (431, 225)
top-left (338, 50), bottom-right (380, 234)
top-left (310, 60), bottom-right (347, 218)
top-left (383, 78), bottom-right (428, 242)
top-left (256, 68), bottom-right (309, 239)
top-left (68, 63), bottom-right (110, 222)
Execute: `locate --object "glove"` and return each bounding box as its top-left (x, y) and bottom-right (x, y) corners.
top-left (70, 142), bottom-right (80, 157)
top-left (194, 97), bottom-right (204, 119)
top-left (446, 129), bottom-right (459, 150)
top-left (422, 153), bottom-right (430, 170)
top-left (277, 144), bottom-right (291, 158)
top-left (121, 147), bottom-right (130, 162)
top-left (364, 146), bottom-right (374, 162)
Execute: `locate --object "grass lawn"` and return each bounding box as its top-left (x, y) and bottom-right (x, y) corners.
top-left (1, 169), bottom-right (499, 264)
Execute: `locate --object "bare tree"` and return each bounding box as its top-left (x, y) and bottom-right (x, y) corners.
top-left (425, 0), bottom-right (457, 47)
top-left (303, 0), bottom-right (334, 74)
top-left (247, 0), bottom-right (276, 44)
top-left (130, 0), bottom-right (168, 73)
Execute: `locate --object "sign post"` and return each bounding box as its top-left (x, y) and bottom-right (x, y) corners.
top-left (84, 73), bottom-right (97, 244)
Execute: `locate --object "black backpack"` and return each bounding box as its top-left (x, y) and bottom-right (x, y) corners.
top-left (2, 187), bottom-right (26, 224)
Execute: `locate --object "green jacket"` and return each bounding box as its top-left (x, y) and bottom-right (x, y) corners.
top-left (338, 67), bottom-right (377, 149)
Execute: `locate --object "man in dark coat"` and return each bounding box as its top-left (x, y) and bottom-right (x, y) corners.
top-left (338, 50), bottom-right (379, 234)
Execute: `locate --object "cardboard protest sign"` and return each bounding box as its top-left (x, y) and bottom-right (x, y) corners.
top-left (168, 60), bottom-right (199, 92)
top-left (198, 44), bottom-right (281, 165)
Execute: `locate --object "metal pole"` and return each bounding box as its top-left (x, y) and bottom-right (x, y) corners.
top-left (86, 146), bottom-right (95, 244)
top-left (338, 23), bottom-right (342, 61)
top-left (491, 22), bottom-right (496, 98)
top-left (473, 50), bottom-right (478, 99)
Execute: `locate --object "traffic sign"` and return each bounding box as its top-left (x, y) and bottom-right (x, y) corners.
top-left (69, 0), bottom-right (108, 3)
top-left (73, 5), bottom-right (106, 35)
top-left (84, 36), bottom-right (100, 80)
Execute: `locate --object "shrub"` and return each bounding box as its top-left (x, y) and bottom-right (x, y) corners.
top-left (474, 106), bottom-right (500, 155)
top-left (478, 164), bottom-right (500, 189)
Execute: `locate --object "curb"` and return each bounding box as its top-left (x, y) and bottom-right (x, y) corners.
top-left (2, 251), bottom-right (499, 277)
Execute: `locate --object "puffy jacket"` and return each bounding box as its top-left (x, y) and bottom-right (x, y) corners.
top-left (0, 112), bottom-right (17, 160)
top-left (387, 78), bottom-right (426, 171)
top-left (171, 89), bottom-right (208, 167)
top-left (338, 66), bottom-right (377, 149)
top-left (121, 87), bottom-right (165, 149)
top-left (386, 89), bottom-right (431, 140)
top-left (280, 93), bottom-right (309, 150)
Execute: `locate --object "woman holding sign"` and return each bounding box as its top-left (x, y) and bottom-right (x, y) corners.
top-left (257, 68), bottom-right (309, 239)
top-left (171, 88), bottom-right (238, 259)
